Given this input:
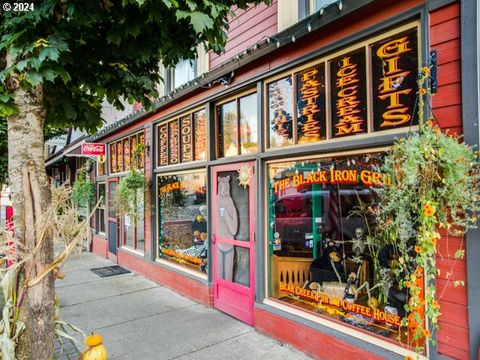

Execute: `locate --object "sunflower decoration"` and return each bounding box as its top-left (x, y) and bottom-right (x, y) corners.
top-left (237, 164), bottom-right (253, 189)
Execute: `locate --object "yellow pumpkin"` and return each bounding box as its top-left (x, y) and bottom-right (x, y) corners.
top-left (83, 334), bottom-right (107, 360)
top-left (85, 334), bottom-right (103, 347)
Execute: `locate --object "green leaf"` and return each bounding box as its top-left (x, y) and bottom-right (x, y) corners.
top-left (186, 0), bottom-right (197, 11)
top-left (16, 60), bottom-right (29, 72)
top-left (454, 249), bottom-right (465, 259)
top-left (39, 47), bottom-right (60, 62)
top-left (42, 69), bottom-right (58, 82)
top-left (189, 11), bottom-right (214, 33)
top-left (24, 71), bottom-right (43, 87)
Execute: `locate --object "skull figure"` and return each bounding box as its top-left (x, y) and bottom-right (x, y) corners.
top-left (351, 227), bottom-right (365, 257)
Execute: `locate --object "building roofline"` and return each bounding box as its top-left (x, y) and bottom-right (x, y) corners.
top-left (88, 0), bottom-right (377, 142)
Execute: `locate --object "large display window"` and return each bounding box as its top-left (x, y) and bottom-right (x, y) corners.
top-left (157, 170), bottom-right (208, 274)
top-left (266, 23), bottom-right (419, 148)
top-left (267, 152), bottom-right (423, 348)
top-left (109, 131), bottom-right (145, 174)
top-left (157, 109), bottom-right (207, 167)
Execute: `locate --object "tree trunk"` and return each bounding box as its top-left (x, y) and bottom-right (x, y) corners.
top-left (7, 78), bottom-right (55, 359)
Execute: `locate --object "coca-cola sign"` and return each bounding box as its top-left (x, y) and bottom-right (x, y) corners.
top-left (81, 143), bottom-right (106, 155)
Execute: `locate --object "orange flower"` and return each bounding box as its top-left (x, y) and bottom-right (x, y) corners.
top-left (415, 245), bottom-right (422, 254)
top-left (415, 267), bottom-right (424, 277)
top-left (420, 88), bottom-right (427, 95)
top-left (426, 119), bottom-right (434, 127)
top-left (423, 66), bottom-right (430, 76)
top-left (423, 203), bottom-right (436, 217)
top-left (405, 280), bottom-right (411, 288)
top-left (432, 300), bottom-right (439, 308)
top-left (423, 329), bottom-right (431, 338)
top-left (430, 237), bottom-right (438, 246)
top-left (405, 356), bottom-right (414, 360)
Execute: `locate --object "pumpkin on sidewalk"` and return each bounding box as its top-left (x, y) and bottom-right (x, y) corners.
top-left (80, 333), bottom-right (107, 360)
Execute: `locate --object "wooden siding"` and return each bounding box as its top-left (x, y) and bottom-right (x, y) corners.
top-left (209, 1), bottom-right (278, 69)
top-left (430, 3), bottom-right (469, 359)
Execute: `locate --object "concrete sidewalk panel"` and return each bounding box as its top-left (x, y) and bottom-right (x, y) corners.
top-left (57, 274), bottom-right (156, 307)
top-left (60, 285), bottom-right (196, 331)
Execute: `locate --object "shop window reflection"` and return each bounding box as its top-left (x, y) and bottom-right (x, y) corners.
top-left (158, 171), bottom-right (208, 274)
top-left (268, 154), bottom-right (416, 346)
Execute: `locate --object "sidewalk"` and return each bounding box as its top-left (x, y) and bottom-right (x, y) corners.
top-left (56, 252), bottom-right (311, 360)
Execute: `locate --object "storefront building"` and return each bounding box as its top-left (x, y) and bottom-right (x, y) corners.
top-left (82, 1), bottom-right (479, 359)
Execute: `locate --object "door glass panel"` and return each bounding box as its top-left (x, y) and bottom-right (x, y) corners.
top-left (233, 246), bottom-right (250, 287)
top-left (108, 182), bottom-right (117, 218)
top-left (216, 171), bottom-right (249, 242)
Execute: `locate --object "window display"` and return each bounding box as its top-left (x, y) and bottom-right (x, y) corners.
top-left (109, 131), bottom-right (145, 174)
top-left (157, 109), bottom-right (207, 166)
top-left (157, 170), bottom-right (208, 274)
top-left (267, 153), bottom-right (421, 347)
top-left (266, 25), bottom-right (419, 148)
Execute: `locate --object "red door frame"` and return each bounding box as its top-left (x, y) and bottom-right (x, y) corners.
top-left (107, 178), bottom-right (119, 262)
top-left (212, 161), bottom-right (255, 326)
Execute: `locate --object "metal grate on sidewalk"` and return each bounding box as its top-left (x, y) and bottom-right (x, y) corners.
top-left (90, 265), bottom-right (131, 278)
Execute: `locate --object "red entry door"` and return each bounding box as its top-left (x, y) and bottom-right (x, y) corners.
top-left (212, 162), bottom-right (255, 325)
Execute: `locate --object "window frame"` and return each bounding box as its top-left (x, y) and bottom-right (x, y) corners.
top-left (263, 146), bottom-right (428, 356)
top-left (155, 106), bottom-right (207, 169)
top-left (263, 21), bottom-right (421, 150)
top-left (96, 182), bottom-right (106, 235)
top-left (215, 88), bottom-right (258, 158)
top-left (155, 168), bottom-right (208, 279)
top-left (165, 58), bottom-right (198, 93)
top-left (108, 130), bottom-right (145, 175)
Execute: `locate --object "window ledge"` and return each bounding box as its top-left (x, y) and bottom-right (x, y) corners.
top-left (155, 258), bottom-right (208, 282)
top-left (261, 298), bottom-right (423, 359)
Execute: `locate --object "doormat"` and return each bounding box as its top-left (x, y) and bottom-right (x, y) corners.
top-left (90, 265), bottom-right (131, 278)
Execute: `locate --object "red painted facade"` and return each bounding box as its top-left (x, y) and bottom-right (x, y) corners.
top-left (85, 1), bottom-right (473, 359)
top-left (209, 0), bottom-right (278, 69)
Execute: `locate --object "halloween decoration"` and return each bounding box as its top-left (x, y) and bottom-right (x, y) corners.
top-left (82, 333), bottom-right (107, 360)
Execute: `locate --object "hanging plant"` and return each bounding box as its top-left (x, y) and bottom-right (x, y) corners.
top-left (71, 160), bottom-right (95, 207)
top-left (113, 143), bottom-right (146, 221)
top-left (375, 67), bottom-right (480, 353)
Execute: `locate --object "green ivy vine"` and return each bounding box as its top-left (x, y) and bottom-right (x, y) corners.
top-left (71, 160), bottom-right (95, 207)
top-left (113, 143), bottom-right (146, 224)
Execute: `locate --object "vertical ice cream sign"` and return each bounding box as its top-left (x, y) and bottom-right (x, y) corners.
top-left (371, 28), bottom-right (418, 130)
top-left (296, 64), bottom-right (326, 143)
top-left (330, 49), bottom-right (368, 137)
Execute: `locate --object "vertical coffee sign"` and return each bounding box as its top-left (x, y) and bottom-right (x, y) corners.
top-left (158, 124), bottom-right (168, 166)
top-left (330, 49), bottom-right (368, 137)
top-left (371, 28), bottom-right (418, 131)
top-left (296, 65), bottom-right (326, 143)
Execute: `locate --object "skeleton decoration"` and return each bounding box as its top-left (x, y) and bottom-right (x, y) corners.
top-left (351, 227), bottom-right (366, 257)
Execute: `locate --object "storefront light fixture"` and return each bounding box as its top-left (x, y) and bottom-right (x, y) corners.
top-left (338, 0), bottom-right (343, 11)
